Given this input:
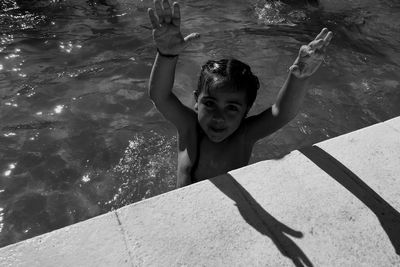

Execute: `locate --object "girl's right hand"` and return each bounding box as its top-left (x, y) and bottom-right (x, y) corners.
top-left (148, 0), bottom-right (200, 56)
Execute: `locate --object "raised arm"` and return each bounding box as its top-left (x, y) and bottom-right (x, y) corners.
top-left (148, 0), bottom-right (200, 132)
top-left (245, 28), bottom-right (333, 142)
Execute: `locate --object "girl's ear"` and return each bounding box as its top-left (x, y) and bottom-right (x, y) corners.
top-left (193, 91), bottom-right (199, 111)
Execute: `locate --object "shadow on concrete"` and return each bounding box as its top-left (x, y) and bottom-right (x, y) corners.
top-left (300, 145), bottom-right (400, 256)
top-left (210, 175), bottom-right (313, 267)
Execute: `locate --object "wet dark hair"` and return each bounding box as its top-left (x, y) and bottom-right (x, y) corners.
top-left (196, 58), bottom-right (260, 109)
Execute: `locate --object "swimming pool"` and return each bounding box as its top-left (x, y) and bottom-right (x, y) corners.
top-left (0, 0), bottom-right (399, 248)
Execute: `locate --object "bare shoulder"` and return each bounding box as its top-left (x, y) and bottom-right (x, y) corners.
top-left (241, 106), bottom-right (287, 144)
top-left (153, 94), bottom-right (197, 134)
top-left (176, 109), bottom-right (198, 149)
top-left (177, 106), bottom-right (198, 137)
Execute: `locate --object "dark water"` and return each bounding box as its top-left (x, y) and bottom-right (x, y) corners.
top-left (0, 0), bottom-right (399, 247)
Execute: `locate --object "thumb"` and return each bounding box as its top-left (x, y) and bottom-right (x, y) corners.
top-left (289, 64), bottom-right (301, 77)
top-left (184, 32), bottom-right (200, 45)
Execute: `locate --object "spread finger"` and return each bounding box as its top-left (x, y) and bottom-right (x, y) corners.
top-left (323, 31), bottom-right (333, 47)
top-left (314, 28), bottom-right (328, 40)
top-left (162, 0), bottom-right (172, 23)
top-left (148, 8), bottom-right (159, 29)
top-left (172, 2), bottom-right (181, 27)
top-left (154, 0), bottom-right (164, 23)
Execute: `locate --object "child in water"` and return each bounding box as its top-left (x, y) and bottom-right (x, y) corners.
top-left (148, 0), bottom-right (332, 187)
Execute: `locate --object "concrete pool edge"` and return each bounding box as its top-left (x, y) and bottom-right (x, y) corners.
top-left (0, 117), bottom-right (399, 266)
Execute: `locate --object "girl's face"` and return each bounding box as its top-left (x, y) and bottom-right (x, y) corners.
top-left (195, 86), bottom-right (248, 143)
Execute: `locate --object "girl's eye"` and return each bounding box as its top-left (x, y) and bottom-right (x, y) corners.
top-left (204, 101), bottom-right (214, 108)
top-left (227, 105), bottom-right (239, 112)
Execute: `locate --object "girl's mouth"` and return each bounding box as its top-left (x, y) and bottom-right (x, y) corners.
top-left (209, 125), bottom-right (226, 133)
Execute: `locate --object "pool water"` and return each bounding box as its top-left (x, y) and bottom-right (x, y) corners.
top-left (0, 0), bottom-right (399, 247)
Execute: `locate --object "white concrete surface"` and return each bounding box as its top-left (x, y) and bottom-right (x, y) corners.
top-left (0, 212), bottom-right (132, 267)
top-left (316, 118), bottom-right (400, 213)
top-left (1, 117), bottom-right (400, 266)
top-left (385, 116), bottom-right (400, 133)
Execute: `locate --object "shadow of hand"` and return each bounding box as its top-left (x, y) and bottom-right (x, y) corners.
top-left (211, 175), bottom-right (313, 267)
top-left (235, 203), bottom-right (313, 267)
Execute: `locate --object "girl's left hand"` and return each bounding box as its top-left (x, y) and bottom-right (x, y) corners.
top-left (290, 28), bottom-right (333, 79)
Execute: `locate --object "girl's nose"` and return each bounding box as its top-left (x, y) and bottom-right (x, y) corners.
top-left (212, 117), bottom-right (224, 123)
top-left (211, 109), bottom-right (225, 123)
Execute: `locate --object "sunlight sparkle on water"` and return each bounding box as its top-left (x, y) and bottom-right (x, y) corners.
top-left (6, 54), bottom-right (19, 59)
top-left (59, 41), bottom-right (82, 53)
top-left (5, 48), bottom-right (20, 59)
top-left (1, 35), bottom-right (13, 46)
top-left (54, 105), bottom-right (64, 114)
top-left (81, 174), bottom-right (91, 183)
top-left (5, 102), bottom-right (18, 107)
top-left (4, 163), bottom-right (16, 177)
top-left (29, 133), bottom-right (39, 141)
top-left (362, 80), bottom-right (371, 91)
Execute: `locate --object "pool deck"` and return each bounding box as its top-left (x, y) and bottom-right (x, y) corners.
top-left (1, 117), bottom-right (400, 266)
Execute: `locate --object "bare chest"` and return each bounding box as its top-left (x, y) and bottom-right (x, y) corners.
top-left (192, 136), bottom-right (252, 182)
